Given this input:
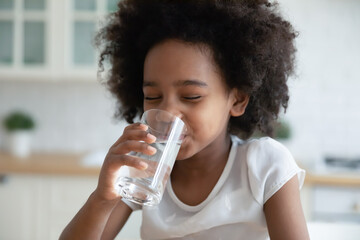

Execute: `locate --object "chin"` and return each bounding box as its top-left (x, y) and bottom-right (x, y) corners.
top-left (177, 135), bottom-right (198, 159)
top-left (176, 150), bottom-right (188, 161)
top-left (177, 145), bottom-right (198, 161)
top-left (176, 145), bottom-right (191, 160)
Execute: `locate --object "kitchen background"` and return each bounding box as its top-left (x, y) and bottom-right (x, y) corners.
top-left (0, 0), bottom-right (360, 239)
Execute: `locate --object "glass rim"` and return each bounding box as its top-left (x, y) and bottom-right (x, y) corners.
top-left (141, 109), bottom-right (187, 135)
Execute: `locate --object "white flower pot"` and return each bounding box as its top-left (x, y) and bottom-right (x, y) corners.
top-left (8, 130), bottom-right (33, 158)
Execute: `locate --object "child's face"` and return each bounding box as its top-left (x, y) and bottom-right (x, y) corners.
top-left (143, 39), bottom-right (245, 160)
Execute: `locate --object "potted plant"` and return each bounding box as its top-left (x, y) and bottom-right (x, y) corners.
top-left (274, 120), bottom-right (292, 140)
top-left (3, 111), bottom-right (36, 158)
top-left (252, 119), bottom-right (292, 142)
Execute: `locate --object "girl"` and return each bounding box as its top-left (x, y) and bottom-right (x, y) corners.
top-left (60, 0), bottom-right (310, 239)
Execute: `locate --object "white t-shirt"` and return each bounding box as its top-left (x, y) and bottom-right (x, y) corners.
top-left (123, 136), bottom-right (305, 240)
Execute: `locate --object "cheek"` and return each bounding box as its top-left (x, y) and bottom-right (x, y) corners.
top-left (189, 105), bottom-right (225, 135)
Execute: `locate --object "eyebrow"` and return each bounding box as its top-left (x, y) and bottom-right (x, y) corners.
top-left (179, 79), bottom-right (208, 88)
top-left (143, 79), bottom-right (208, 88)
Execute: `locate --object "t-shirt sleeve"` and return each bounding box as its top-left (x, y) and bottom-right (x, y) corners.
top-left (246, 137), bottom-right (305, 205)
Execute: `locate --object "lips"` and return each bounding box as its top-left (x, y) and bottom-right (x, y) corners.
top-left (180, 134), bottom-right (186, 141)
top-left (180, 135), bottom-right (189, 145)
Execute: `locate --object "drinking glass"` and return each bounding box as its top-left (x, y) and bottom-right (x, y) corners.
top-left (116, 109), bottom-right (186, 206)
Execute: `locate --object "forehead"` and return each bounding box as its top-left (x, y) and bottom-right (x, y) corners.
top-left (143, 39), bottom-right (225, 88)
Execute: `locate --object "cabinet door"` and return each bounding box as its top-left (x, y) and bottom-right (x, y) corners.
top-left (0, 174), bottom-right (98, 240)
top-left (68, 0), bottom-right (119, 69)
top-left (313, 186), bottom-right (360, 222)
top-left (0, 0), bottom-right (118, 81)
top-left (47, 176), bottom-right (98, 239)
top-left (47, 175), bottom-right (142, 240)
top-left (0, 20), bottom-right (14, 64)
top-left (0, 174), bottom-right (141, 240)
top-left (0, 0), bottom-right (47, 67)
top-left (0, 175), bottom-right (44, 240)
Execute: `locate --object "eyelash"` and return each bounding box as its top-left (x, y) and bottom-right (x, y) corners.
top-left (183, 96), bottom-right (201, 100)
top-left (144, 96), bottom-right (201, 101)
top-left (144, 96), bottom-right (161, 100)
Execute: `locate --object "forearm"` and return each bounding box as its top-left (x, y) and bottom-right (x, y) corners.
top-left (59, 191), bottom-right (120, 240)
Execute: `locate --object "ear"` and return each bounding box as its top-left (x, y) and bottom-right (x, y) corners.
top-left (229, 89), bottom-right (249, 117)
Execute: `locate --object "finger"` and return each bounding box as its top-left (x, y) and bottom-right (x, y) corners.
top-left (112, 123), bottom-right (147, 145)
top-left (112, 124), bottom-right (156, 147)
top-left (112, 140), bottom-right (157, 155)
top-left (106, 153), bottom-right (149, 172)
top-left (125, 122), bottom-right (148, 131)
top-left (121, 129), bottom-right (156, 144)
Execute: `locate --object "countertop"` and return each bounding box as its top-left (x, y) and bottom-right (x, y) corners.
top-left (0, 151), bottom-right (100, 176)
top-left (1, 151), bottom-right (360, 186)
top-left (305, 171), bottom-right (360, 187)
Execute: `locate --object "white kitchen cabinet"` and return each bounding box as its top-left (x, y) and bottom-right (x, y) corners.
top-left (312, 186), bottom-right (360, 222)
top-left (304, 172), bottom-right (360, 223)
top-left (0, 0), bottom-right (119, 81)
top-left (0, 174), bottom-right (98, 239)
top-left (0, 174), bottom-right (141, 240)
top-left (307, 221), bottom-right (360, 240)
top-left (0, 175), bottom-right (43, 239)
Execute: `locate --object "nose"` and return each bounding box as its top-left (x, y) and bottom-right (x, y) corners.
top-left (154, 108), bottom-right (183, 123)
top-left (144, 108), bottom-right (186, 136)
top-left (155, 101), bottom-right (186, 133)
top-left (157, 97), bottom-right (183, 120)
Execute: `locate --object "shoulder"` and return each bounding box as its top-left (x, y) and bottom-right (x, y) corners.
top-left (232, 136), bottom-right (305, 205)
top-left (245, 136), bottom-right (289, 152)
top-left (232, 136), bottom-right (293, 164)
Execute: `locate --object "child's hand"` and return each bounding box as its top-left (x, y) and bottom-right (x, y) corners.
top-left (93, 123), bottom-right (157, 202)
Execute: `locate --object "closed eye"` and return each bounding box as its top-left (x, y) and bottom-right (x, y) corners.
top-left (183, 96), bottom-right (201, 100)
top-left (144, 96), bottom-right (161, 100)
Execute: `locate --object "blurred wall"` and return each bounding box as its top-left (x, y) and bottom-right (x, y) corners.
top-left (0, 80), bottom-right (125, 153)
top-left (280, 0), bottom-right (360, 166)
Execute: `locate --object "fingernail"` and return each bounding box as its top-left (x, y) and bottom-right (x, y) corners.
top-left (140, 123), bottom-right (148, 130)
top-left (139, 161), bottom-right (148, 169)
top-left (147, 133), bottom-right (156, 141)
top-left (147, 145), bottom-right (157, 153)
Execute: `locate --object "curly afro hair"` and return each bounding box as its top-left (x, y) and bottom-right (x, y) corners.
top-left (96, 0), bottom-right (297, 139)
